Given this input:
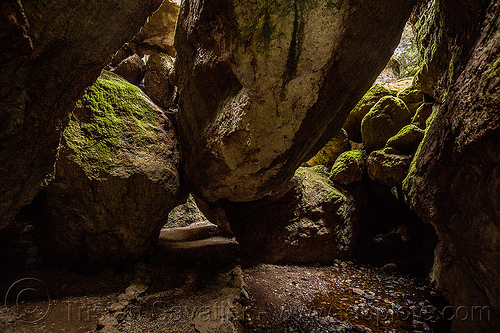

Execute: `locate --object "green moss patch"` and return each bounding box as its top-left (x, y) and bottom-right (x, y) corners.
top-left (64, 71), bottom-right (161, 176)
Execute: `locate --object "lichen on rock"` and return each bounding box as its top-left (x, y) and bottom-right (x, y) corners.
top-left (361, 96), bottom-right (412, 152)
top-left (305, 129), bottom-right (351, 168)
top-left (385, 124), bottom-right (425, 155)
top-left (329, 150), bottom-right (366, 185)
top-left (34, 71), bottom-right (184, 270)
top-left (343, 84), bottom-right (396, 143)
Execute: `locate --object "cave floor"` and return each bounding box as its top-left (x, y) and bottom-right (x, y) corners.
top-left (0, 228), bottom-right (450, 333)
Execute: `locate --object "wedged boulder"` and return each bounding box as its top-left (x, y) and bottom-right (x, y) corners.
top-left (113, 54), bottom-right (146, 86)
top-left (329, 150), bottom-right (366, 185)
top-left (367, 149), bottom-right (412, 187)
top-left (174, 0), bottom-right (416, 204)
top-left (361, 96), bottom-right (412, 152)
top-left (131, 0), bottom-right (180, 57)
top-left (385, 124), bottom-right (425, 155)
top-left (33, 71), bottom-right (184, 270)
top-left (144, 53), bottom-right (176, 109)
top-left (411, 102), bottom-right (435, 129)
top-left (397, 87), bottom-right (424, 114)
top-left (343, 84), bottom-right (396, 142)
top-left (221, 168), bottom-right (359, 264)
top-left (304, 129), bottom-right (350, 168)
top-left (404, 1), bottom-right (500, 331)
top-left (0, 0), bottom-right (163, 231)
top-left (166, 194), bottom-right (206, 229)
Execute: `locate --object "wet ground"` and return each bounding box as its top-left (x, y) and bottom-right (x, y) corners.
top-left (242, 263), bottom-right (450, 333)
top-left (0, 223), bottom-right (451, 333)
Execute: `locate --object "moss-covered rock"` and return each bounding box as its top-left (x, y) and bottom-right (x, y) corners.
top-left (367, 149), bottom-right (412, 187)
top-left (397, 87), bottom-right (425, 114)
top-left (305, 129), bottom-right (351, 168)
top-left (0, 0), bottom-right (163, 231)
top-left (361, 96), bottom-right (412, 152)
top-left (34, 71), bottom-right (184, 270)
top-left (166, 194), bottom-right (206, 229)
top-left (385, 124), bottom-right (425, 155)
top-left (329, 150), bottom-right (366, 185)
top-left (144, 53), bottom-right (176, 109)
top-left (221, 167), bottom-right (359, 264)
top-left (411, 102), bottom-right (435, 129)
top-left (343, 84), bottom-right (396, 142)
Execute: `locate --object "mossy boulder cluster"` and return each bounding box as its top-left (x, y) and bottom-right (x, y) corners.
top-left (33, 71), bottom-right (184, 270)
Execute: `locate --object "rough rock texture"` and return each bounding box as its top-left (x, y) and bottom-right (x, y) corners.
top-left (329, 150), bottom-right (366, 185)
top-left (397, 87), bottom-right (424, 115)
top-left (385, 124), bottom-right (425, 154)
top-left (174, 0), bottom-right (416, 204)
top-left (131, 0), bottom-right (180, 57)
top-left (304, 129), bottom-right (350, 168)
top-left (374, 57), bottom-right (401, 85)
top-left (411, 102), bottom-right (435, 129)
top-left (404, 1), bottom-right (500, 331)
top-left (113, 54), bottom-right (146, 86)
top-left (144, 53), bottom-right (176, 109)
top-left (0, 0), bottom-right (163, 231)
top-left (367, 149), bottom-right (412, 187)
top-left (221, 168), bottom-right (358, 264)
top-left (165, 194), bottom-right (206, 229)
top-left (413, 0), bottom-right (489, 102)
top-left (343, 84), bottom-right (396, 142)
top-left (361, 96), bottom-right (412, 152)
top-left (33, 72), bottom-right (183, 270)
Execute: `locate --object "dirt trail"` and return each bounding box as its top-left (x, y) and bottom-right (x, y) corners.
top-left (0, 225), bottom-right (450, 333)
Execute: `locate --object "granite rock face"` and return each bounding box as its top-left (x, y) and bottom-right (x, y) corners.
top-left (404, 0), bottom-right (500, 331)
top-left (174, 0), bottom-right (416, 204)
top-left (144, 53), bottom-right (176, 109)
top-left (0, 0), bottom-right (163, 230)
top-left (132, 0), bottom-right (180, 57)
top-left (34, 72), bottom-right (183, 270)
top-left (221, 167), bottom-right (359, 264)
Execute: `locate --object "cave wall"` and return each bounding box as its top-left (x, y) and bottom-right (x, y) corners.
top-left (0, 0), bottom-right (163, 230)
top-left (404, 0), bottom-right (500, 331)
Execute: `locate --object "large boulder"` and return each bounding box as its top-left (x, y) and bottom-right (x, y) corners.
top-left (343, 84), bottom-right (396, 142)
top-left (329, 150), bottom-right (366, 185)
top-left (367, 149), bottom-right (412, 187)
top-left (385, 124), bottom-right (425, 155)
top-left (33, 71), bottom-right (183, 270)
top-left (361, 96), bottom-right (412, 152)
top-left (166, 194), bottom-right (206, 229)
top-left (113, 54), bottom-right (146, 86)
top-left (0, 0), bottom-right (163, 231)
top-left (304, 129), bottom-right (350, 168)
top-left (221, 167), bottom-right (358, 264)
top-left (131, 0), bottom-right (180, 57)
top-left (144, 53), bottom-right (176, 109)
top-left (404, 1), bottom-right (500, 331)
top-left (173, 0), bottom-right (416, 206)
